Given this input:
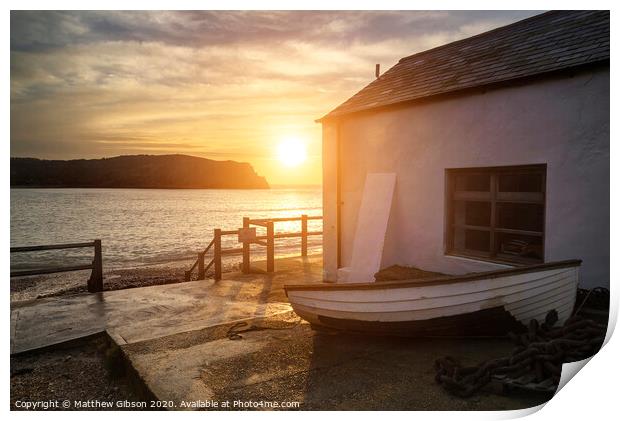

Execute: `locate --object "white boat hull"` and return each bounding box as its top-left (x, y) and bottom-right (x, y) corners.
top-left (285, 260), bottom-right (580, 336)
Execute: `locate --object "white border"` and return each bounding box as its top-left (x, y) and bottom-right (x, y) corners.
top-left (3, 2), bottom-right (616, 420)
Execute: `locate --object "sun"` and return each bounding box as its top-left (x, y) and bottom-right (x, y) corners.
top-left (277, 137), bottom-right (307, 167)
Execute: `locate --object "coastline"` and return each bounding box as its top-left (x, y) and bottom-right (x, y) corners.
top-left (10, 155), bottom-right (270, 189)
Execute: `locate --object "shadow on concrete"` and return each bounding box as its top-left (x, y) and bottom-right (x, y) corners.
top-left (300, 331), bottom-right (550, 410)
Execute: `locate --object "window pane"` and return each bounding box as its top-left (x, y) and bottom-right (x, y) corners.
top-left (452, 227), bottom-right (491, 253)
top-left (498, 172), bottom-right (543, 192)
top-left (465, 229), bottom-right (490, 252)
top-left (455, 173), bottom-right (490, 192)
top-left (496, 203), bottom-right (544, 232)
top-left (496, 233), bottom-right (543, 261)
top-left (465, 201), bottom-right (491, 226)
top-left (454, 201), bottom-right (491, 226)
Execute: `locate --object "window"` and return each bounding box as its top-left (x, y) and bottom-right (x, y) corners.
top-left (445, 165), bottom-right (546, 264)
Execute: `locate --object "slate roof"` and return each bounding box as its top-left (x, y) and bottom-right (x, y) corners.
top-left (322, 10), bottom-right (610, 120)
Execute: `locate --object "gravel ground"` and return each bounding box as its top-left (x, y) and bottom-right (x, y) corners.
top-left (11, 335), bottom-right (146, 411)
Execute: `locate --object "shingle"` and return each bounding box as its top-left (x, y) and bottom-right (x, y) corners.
top-left (322, 10), bottom-right (610, 120)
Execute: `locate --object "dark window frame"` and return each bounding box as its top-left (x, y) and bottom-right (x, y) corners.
top-left (445, 164), bottom-right (547, 265)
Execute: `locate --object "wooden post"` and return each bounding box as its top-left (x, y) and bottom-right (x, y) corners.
top-left (242, 217), bottom-right (250, 274)
top-left (198, 251), bottom-right (205, 280)
top-left (267, 221), bottom-right (275, 272)
top-left (88, 239), bottom-right (103, 293)
top-left (214, 229), bottom-right (222, 281)
top-left (301, 214), bottom-right (308, 257)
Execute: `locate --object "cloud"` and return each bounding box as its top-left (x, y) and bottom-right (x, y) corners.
top-left (10, 10), bottom-right (541, 185)
top-left (11, 11), bottom-right (540, 52)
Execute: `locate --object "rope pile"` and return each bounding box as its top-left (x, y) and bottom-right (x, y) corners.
top-left (434, 309), bottom-right (607, 398)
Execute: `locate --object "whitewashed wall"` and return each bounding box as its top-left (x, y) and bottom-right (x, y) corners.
top-left (322, 67), bottom-right (609, 288)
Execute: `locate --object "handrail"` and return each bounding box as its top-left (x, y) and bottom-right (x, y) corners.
top-left (203, 238), bottom-right (215, 254)
top-left (259, 231), bottom-right (322, 240)
top-left (186, 214), bottom-right (322, 282)
top-left (249, 216), bottom-right (323, 223)
top-left (245, 215), bottom-right (323, 273)
top-left (185, 238), bottom-right (216, 281)
top-left (11, 242), bottom-right (96, 252)
top-left (10, 240), bottom-right (104, 293)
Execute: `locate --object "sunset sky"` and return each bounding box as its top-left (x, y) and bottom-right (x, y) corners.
top-left (10, 10), bottom-right (539, 186)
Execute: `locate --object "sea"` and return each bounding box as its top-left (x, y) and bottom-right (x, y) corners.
top-left (10, 187), bottom-right (322, 271)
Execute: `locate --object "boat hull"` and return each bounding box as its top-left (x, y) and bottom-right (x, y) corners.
top-left (285, 260), bottom-right (581, 336)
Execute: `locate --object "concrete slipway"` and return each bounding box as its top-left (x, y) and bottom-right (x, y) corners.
top-left (10, 256), bottom-right (546, 410)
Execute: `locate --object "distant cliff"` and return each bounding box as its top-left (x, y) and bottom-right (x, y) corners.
top-left (10, 155), bottom-right (269, 189)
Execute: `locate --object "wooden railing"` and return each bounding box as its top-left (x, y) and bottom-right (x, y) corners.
top-left (10, 240), bottom-right (103, 293)
top-left (185, 215), bottom-right (322, 282)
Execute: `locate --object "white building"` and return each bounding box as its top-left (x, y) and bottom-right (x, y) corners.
top-left (320, 10), bottom-right (609, 289)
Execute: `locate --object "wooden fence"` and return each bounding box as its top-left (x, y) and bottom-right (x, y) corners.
top-left (10, 240), bottom-right (103, 293)
top-left (185, 214), bottom-right (322, 282)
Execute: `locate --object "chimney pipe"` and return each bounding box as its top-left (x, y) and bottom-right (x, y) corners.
top-left (375, 64), bottom-right (380, 78)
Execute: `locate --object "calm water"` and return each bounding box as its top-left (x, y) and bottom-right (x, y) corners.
top-left (10, 188), bottom-right (322, 270)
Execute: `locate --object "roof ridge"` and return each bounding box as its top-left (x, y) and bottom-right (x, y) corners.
top-left (398, 10), bottom-right (555, 63)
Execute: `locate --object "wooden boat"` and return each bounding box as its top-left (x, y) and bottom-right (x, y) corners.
top-left (284, 260), bottom-right (581, 336)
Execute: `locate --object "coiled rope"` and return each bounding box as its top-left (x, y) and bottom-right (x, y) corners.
top-left (435, 308), bottom-right (607, 397)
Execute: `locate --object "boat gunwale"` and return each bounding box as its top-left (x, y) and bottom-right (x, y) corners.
top-left (288, 276), bottom-right (577, 312)
top-left (284, 259), bottom-right (581, 292)
top-left (288, 269), bottom-right (573, 304)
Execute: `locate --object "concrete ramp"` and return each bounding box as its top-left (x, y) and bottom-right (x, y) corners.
top-left (10, 256), bottom-right (323, 354)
